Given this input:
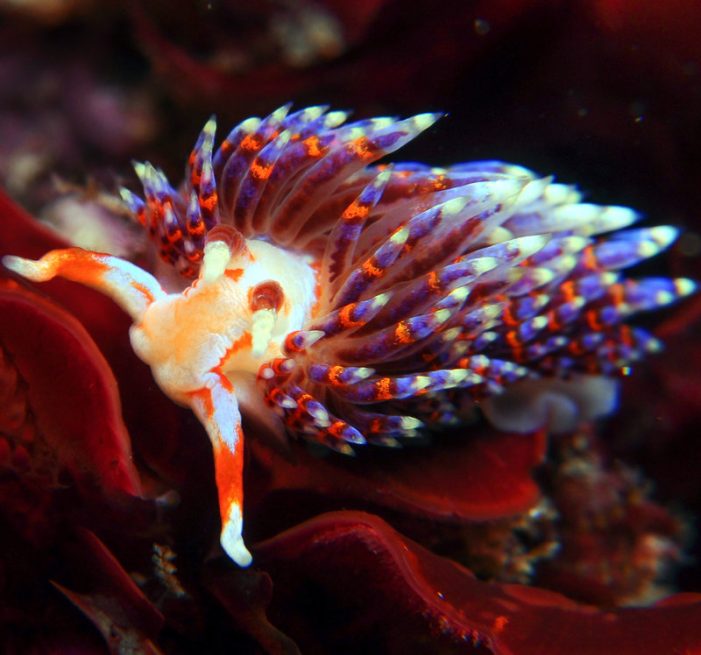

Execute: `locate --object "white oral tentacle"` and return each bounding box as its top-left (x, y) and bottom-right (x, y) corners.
top-left (201, 240), bottom-right (232, 283)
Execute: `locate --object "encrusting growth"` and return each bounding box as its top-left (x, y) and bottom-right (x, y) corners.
top-left (3, 105), bottom-right (694, 566)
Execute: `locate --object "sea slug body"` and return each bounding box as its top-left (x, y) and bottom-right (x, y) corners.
top-left (3, 105), bottom-right (694, 566)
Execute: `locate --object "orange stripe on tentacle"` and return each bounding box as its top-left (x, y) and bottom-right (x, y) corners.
top-left (189, 388), bottom-right (215, 418)
top-left (130, 281), bottom-right (156, 305)
top-left (42, 249), bottom-right (111, 286)
top-left (5, 248), bottom-right (164, 320)
top-left (213, 428), bottom-right (244, 525)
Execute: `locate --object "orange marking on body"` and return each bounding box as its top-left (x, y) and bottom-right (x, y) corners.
top-left (362, 259), bottom-right (384, 279)
top-left (216, 331), bottom-right (253, 373)
top-left (229, 331), bottom-right (252, 355)
top-left (212, 367), bottom-right (233, 392)
top-left (250, 160), bottom-right (273, 180)
top-left (303, 135), bottom-right (324, 157)
top-left (225, 268), bottom-right (244, 282)
top-left (342, 201), bottom-right (370, 222)
top-left (394, 321), bottom-right (414, 344)
top-left (374, 378), bottom-right (393, 401)
top-left (189, 388), bottom-right (214, 417)
top-left (130, 281), bottom-right (156, 304)
top-left (214, 439), bottom-right (244, 520)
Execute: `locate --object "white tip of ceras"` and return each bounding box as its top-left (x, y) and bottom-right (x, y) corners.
top-left (203, 114), bottom-right (217, 137)
top-left (201, 240), bottom-right (232, 283)
top-left (648, 225), bottom-right (679, 249)
top-left (411, 112), bottom-right (444, 132)
top-left (132, 160), bottom-right (147, 180)
top-left (324, 110), bottom-right (350, 128)
top-left (221, 504), bottom-right (253, 567)
top-left (240, 116), bottom-right (262, 134)
top-left (515, 176), bottom-right (552, 207)
top-left (512, 234), bottom-right (550, 259)
top-left (2, 254), bottom-right (48, 281)
top-left (675, 278), bottom-right (697, 297)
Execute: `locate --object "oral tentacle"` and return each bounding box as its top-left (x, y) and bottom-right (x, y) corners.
top-left (2, 248), bottom-right (165, 322)
top-left (189, 374), bottom-right (251, 567)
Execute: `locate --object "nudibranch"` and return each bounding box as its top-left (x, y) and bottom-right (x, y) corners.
top-left (3, 105), bottom-right (694, 567)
